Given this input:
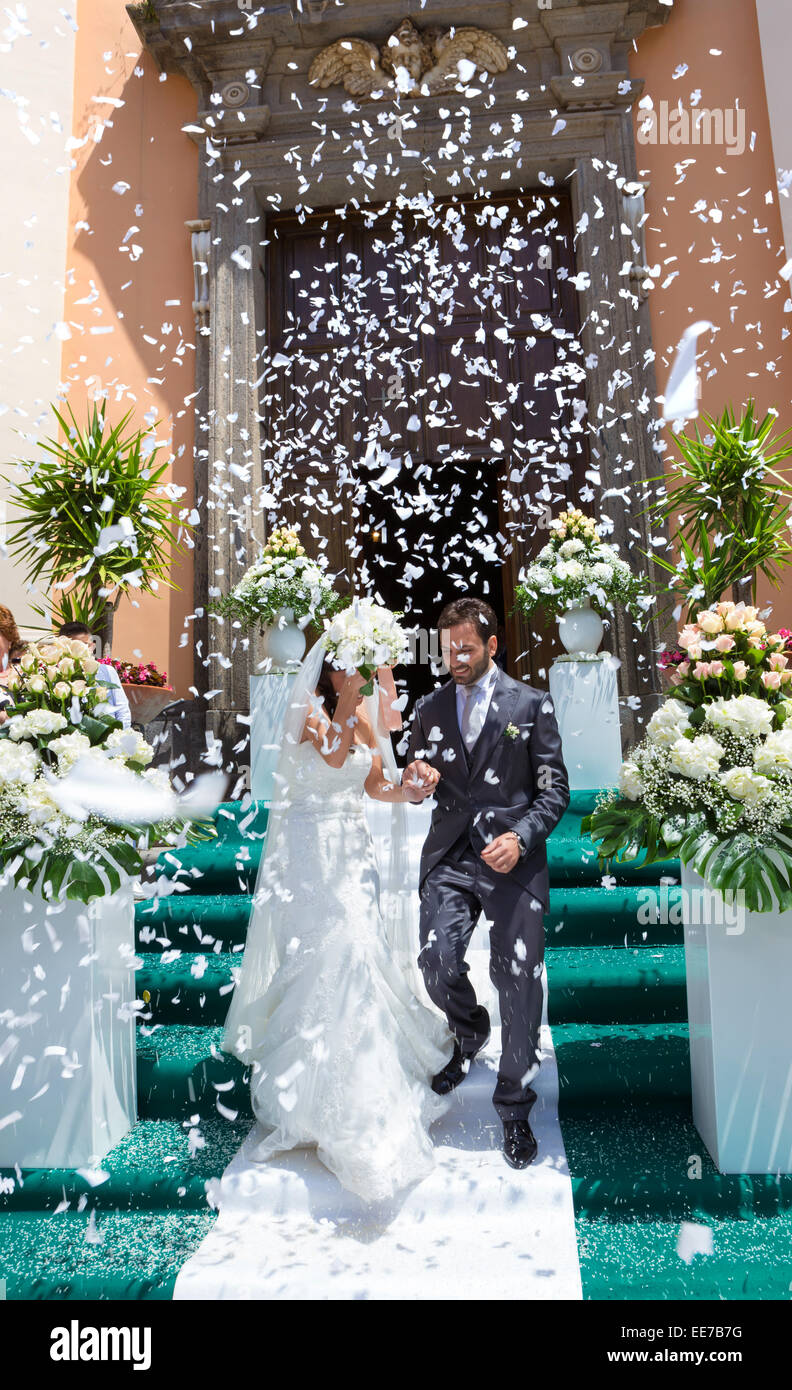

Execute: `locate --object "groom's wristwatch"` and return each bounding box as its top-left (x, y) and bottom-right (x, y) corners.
top-left (509, 831), bottom-right (528, 858)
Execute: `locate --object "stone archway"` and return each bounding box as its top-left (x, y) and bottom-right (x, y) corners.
top-left (129, 0), bottom-right (675, 756)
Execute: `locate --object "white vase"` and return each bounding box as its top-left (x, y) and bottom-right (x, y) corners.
top-left (0, 883), bottom-right (137, 1167)
top-left (557, 600), bottom-right (604, 656)
top-left (681, 865), bottom-right (792, 1173)
top-left (261, 608), bottom-right (306, 670)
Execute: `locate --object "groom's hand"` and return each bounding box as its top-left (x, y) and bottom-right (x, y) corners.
top-left (481, 832), bottom-right (521, 874)
top-left (402, 759), bottom-right (440, 802)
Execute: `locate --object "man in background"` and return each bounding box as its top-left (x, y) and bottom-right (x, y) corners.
top-left (58, 621), bottom-right (132, 729)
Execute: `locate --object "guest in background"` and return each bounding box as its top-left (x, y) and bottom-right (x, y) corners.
top-left (0, 604), bottom-right (25, 724)
top-left (58, 621), bottom-right (132, 729)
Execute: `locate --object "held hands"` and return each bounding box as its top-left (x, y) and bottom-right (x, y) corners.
top-left (480, 831), bottom-right (521, 874)
top-left (402, 759), bottom-right (440, 803)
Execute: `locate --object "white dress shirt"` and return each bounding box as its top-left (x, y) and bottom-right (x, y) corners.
top-left (455, 661), bottom-right (499, 751)
top-left (95, 663), bottom-right (132, 729)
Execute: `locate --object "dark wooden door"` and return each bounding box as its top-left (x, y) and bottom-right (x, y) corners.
top-left (264, 192), bottom-right (588, 685)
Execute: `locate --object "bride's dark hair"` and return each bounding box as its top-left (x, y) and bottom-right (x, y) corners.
top-left (316, 657), bottom-right (339, 722)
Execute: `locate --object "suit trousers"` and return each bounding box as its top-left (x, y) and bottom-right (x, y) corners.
top-left (418, 842), bottom-right (545, 1121)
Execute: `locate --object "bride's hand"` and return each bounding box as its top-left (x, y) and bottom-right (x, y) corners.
top-left (402, 759), bottom-right (440, 802)
top-left (341, 670), bottom-right (368, 701)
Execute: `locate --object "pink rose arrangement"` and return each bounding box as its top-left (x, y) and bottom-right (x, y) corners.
top-left (99, 657), bottom-right (170, 689)
top-left (660, 602), bottom-right (792, 708)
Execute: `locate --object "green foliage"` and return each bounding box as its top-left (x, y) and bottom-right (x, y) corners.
top-left (586, 797), bottom-right (792, 914)
top-left (2, 401), bottom-right (192, 650)
top-left (646, 400), bottom-right (792, 618)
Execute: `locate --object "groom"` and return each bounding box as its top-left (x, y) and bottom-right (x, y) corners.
top-left (403, 596), bottom-right (569, 1169)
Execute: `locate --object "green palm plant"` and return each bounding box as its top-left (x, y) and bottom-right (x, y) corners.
top-left (3, 401), bottom-right (192, 652)
top-left (646, 400), bottom-right (792, 619)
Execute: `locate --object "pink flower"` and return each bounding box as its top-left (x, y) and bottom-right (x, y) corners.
top-left (768, 652), bottom-right (789, 671)
top-left (692, 661), bottom-right (711, 679)
top-left (677, 660), bottom-right (690, 677)
top-left (732, 661), bottom-right (748, 681)
top-left (714, 634), bottom-right (735, 653)
top-left (762, 671), bottom-right (782, 690)
top-left (686, 644), bottom-right (703, 661)
top-left (709, 661), bottom-right (725, 677)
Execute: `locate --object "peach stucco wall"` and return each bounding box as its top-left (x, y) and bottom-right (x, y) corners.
top-left (61, 0), bottom-right (791, 682)
top-left (630, 0), bottom-right (792, 623)
top-left (61, 1), bottom-right (198, 692)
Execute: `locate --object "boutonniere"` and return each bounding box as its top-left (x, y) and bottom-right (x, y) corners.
top-left (504, 722), bottom-right (520, 740)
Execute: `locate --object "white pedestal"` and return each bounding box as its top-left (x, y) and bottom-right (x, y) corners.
top-left (249, 672), bottom-right (298, 803)
top-left (682, 866), bottom-right (792, 1173)
top-left (0, 884), bottom-right (137, 1168)
top-left (549, 654), bottom-right (622, 790)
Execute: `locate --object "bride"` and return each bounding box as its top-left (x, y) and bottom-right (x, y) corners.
top-left (222, 635), bottom-right (454, 1204)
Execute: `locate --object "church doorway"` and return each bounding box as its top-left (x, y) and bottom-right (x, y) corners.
top-left (263, 190), bottom-right (589, 695)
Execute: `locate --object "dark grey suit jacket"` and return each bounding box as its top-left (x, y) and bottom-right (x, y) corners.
top-left (405, 669), bottom-right (570, 909)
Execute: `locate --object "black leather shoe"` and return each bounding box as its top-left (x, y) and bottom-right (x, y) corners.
top-left (502, 1118), bottom-right (538, 1169)
top-left (431, 1037), bottom-right (489, 1096)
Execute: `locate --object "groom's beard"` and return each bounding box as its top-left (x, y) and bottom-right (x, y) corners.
top-left (449, 651), bottom-right (491, 686)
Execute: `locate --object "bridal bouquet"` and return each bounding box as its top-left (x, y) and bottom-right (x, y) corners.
top-left (514, 508), bottom-right (651, 621)
top-left (211, 524), bottom-right (342, 632)
top-left (323, 598), bottom-right (410, 697)
top-left (0, 637), bottom-right (193, 903)
top-left (584, 601), bottom-right (792, 911)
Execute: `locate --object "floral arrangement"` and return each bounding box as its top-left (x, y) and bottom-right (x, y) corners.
top-left (211, 524), bottom-right (342, 632)
top-left (100, 657), bottom-right (170, 688)
top-left (585, 601), bottom-right (792, 912)
top-left (0, 637), bottom-right (189, 903)
top-left (7, 636), bottom-right (104, 718)
top-left (323, 598), bottom-right (410, 697)
top-left (514, 508), bottom-right (652, 622)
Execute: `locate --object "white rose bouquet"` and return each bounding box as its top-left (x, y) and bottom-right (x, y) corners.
top-left (585, 601), bottom-right (792, 912)
top-left (514, 508), bottom-right (652, 622)
top-left (323, 598), bottom-right (411, 697)
top-left (6, 635), bottom-right (103, 721)
top-left (0, 638), bottom-right (206, 903)
top-left (211, 524), bottom-right (343, 632)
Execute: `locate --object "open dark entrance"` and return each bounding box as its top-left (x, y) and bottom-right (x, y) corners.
top-left (358, 456), bottom-right (506, 706)
top-left (264, 191), bottom-right (589, 694)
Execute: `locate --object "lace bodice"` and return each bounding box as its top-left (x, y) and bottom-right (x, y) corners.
top-left (279, 737), bottom-right (374, 816)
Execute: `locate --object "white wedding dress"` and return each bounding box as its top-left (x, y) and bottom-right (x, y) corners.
top-left (223, 733), bottom-right (454, 1204)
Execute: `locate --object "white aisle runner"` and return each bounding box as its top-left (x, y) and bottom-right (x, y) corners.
top-left (174, 802), bottom-right (582, 1301)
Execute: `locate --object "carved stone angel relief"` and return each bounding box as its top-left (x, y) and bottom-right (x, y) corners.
top-left (308, 17), bottom-right (509, 100)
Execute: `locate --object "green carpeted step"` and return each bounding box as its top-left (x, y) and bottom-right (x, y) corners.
top-left (136, 1025), bottom-right (251, 1121)
top-left (136, 893), bottom-right (252, 952)
top-left (546, 946), bottom-right (687, 1024)
top-left (561, 1101), bottom-right (792, 1222)
top-left (137, 953), bottom-right (236, 1025)
top-left (573, 1212), bottom-right (792, 1300)
top-left (211, 799), bottom-right (269, 843)
top-left (553, 1022), bottom-right (690, 1106)
top-left (548, 834), bottom-right (680, 886)
top-left (0, 1210), bottom-right (215, 1300)
top-left (155, 843), bottom-right (259, 893)
top-left (545, 885), bottom-right (684, 947)
top-left (0, 1118), bottom-right (250, 1214)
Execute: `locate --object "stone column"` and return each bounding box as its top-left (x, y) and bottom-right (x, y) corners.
top-left (198, 169), bottom-right (266, 763)
top-left (570, 143), bottom-right (673, 741)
